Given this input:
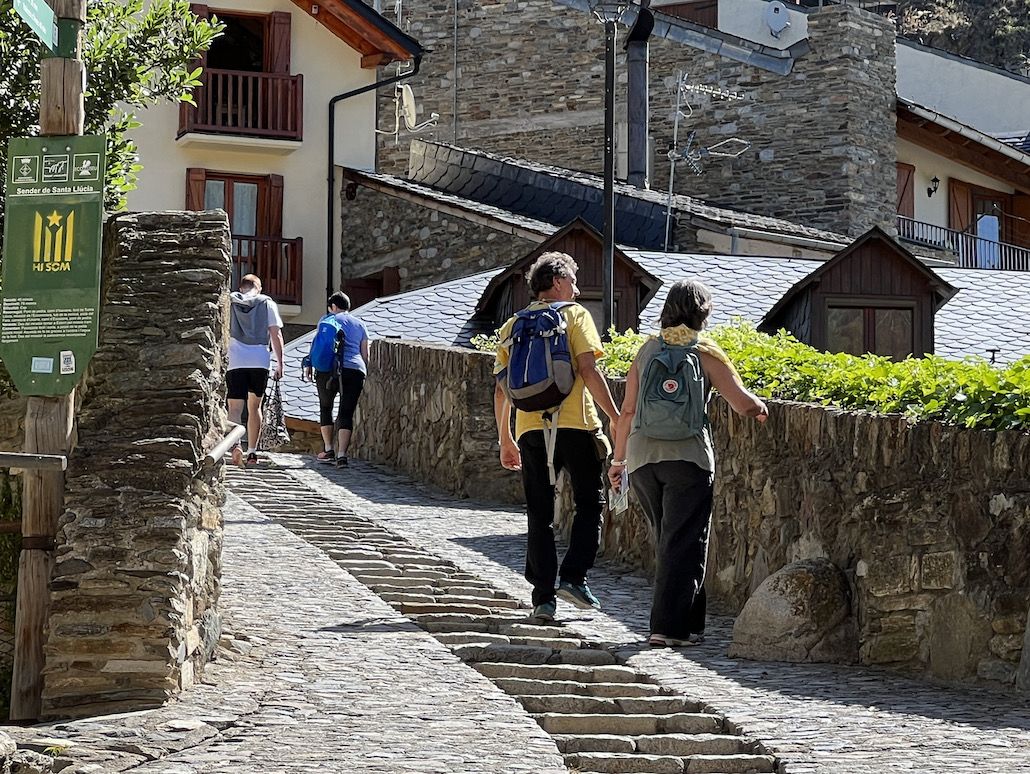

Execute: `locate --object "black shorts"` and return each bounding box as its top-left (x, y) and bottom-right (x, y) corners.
top-left (315, 368), bottom-right (366, 431)
top-left (227, 368), bottom-right (269, 400)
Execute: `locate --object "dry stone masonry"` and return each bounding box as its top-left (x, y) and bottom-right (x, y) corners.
top-left (43, 212), bottom-right (232, 718)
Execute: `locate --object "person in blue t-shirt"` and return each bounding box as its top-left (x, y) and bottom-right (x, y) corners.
top-left (302, 292), bottom-right (369, 468)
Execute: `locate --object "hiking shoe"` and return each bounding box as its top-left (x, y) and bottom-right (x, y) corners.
top-left (557, 581), bottom-right (601, 610)
top-left (316, 450), bottom-right (336, 463)
top-left (246, 452), bottom-right (259, 466)
top-left (334, 455), bottom-right (349, 468)
top-left (531, 600), bottom-right (556, 622)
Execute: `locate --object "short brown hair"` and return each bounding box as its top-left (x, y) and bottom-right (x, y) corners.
top-left (660, 279), bottom-right (712, 329)
top-left (239, 274), bottom-right (262, 293)
top-left (526, 252), bottom-right (578, 298)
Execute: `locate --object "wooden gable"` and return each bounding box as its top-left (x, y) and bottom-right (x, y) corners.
top-left (475, 219), bottom-right (661, 333)
top-left (761, 227), bottom-right (957, 358)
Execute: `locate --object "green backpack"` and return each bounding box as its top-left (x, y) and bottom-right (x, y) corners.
top-left (635, 338), bottom-right (709, 440)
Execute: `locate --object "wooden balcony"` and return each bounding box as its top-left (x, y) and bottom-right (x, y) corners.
top-left (897, 216), bottom-right (1030, 272)
top-left (179, 69), bottom-right (303, 142)
top-left (231, 237), bottom-right (304, 306)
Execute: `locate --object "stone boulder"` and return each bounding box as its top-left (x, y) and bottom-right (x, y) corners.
top-left (728, 558), bottom-right (858, 664)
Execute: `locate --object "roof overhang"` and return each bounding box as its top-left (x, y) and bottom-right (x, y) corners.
top-left (291, 0), bottom-right (424, 68)
top-left (897, 99), bottom-right (1030, 194)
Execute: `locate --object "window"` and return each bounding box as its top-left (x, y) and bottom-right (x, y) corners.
top-left (826, 303), bottom-right (915, 360)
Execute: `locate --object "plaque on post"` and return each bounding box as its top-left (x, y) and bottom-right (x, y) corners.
top-left (0, 134), bottom-right (106, 397)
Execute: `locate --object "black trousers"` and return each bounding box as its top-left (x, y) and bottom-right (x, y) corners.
top-left (518, 429), bottom-right (605, 606)
top-left (630, 460), bottom-right (714, 638)
top-left (315, 368), bottom-right (365, 431)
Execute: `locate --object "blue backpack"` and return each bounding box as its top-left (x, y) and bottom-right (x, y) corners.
top-left (635, 337), bottom-right (709, 440)
top-left (307, 314), bottom-right (346, 374)
top-left (499, 302), bottom-right (576, 413)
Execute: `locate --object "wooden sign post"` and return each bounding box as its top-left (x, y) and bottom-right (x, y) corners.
top-left (9, 0), bottom-right (87, 722)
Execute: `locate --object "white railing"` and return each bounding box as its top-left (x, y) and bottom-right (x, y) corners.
top-left (896, 216), bottom-right (1030, 272)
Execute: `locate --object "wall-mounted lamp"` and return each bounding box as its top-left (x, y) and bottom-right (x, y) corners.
top-left (927, 176), bottom-right (940, 198)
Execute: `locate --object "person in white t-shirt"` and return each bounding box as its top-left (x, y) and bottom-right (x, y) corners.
top-left (227, 274), bottom-right (284, 465)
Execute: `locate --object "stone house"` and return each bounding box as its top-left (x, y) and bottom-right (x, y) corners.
top-left (127, 0), bottom-right (423, 329)
top-left (339, 0), bottom-right (1030, 301)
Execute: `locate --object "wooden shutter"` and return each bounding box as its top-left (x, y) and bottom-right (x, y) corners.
top-left (1012, 194), bottom-right (1030, 249)
top-left (265, 174), bottom-right (284, 237)
top-left (948, 179), bottom-right (973, 233)
top-left (265, 12), bottom-right (292, 74)
top-left (185, 168), bottom-right (207, 210)
top-left (896, 163), bottom-right (915, 219)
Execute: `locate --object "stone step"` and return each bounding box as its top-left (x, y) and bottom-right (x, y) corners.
top-left (496, 679), bottom-right (664, 699)
top-left (452, 643), bottom-right (618, 666)
top-left (518, 695), bottom-right (696, 716)
top-left (683, 754), bottom-right (776, 773)
top-left (432, 585), bottom-right (507, 599)
top-left (473, 662), bottom-right (648, 684)
top-left (398, 601), bottom-right (495, 616)
top-left (434, 595), bottom-right (523, 610)
top-left (554, 733), bottom-right (750, 757)
top-left (357, 575), bottom-right (451, 589)
top-left (380, 554), bottom-right (455, 568)
top-left (634, 734), bottom-right (752, 757)
top-left (533, 713), bottom-right (723, 736)
top-left (436, 632), bottom-right (511, 646)
top-left (366, 583), bottom-right (435, 596)
top-left (377, 592), bottom-right (435, 605)
top-left (564, 752), bottom-right (684, 774)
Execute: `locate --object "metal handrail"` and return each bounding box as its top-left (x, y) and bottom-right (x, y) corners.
top-left (206, 425), bottom-right (247, 465)
top-left (896, 215), bottom-right (1030, 271)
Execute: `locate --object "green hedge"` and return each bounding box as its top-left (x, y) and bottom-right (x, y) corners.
top-left (474, 323), bottom-right (1030, 431)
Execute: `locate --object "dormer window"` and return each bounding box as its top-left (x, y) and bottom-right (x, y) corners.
top-left (826, 301), bottom-right (916, 360)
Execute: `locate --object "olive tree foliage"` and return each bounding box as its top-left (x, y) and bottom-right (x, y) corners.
top-left (0, 0), bottom-right (222, 216)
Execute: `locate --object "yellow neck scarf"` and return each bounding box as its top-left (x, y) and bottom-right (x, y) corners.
top-left (657, 324), bottom-right (742, 383)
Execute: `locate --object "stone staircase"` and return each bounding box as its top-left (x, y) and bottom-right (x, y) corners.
top-left (228, 468), bottom-right (779, 774)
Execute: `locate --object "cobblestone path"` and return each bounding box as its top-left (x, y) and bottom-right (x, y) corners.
top-left (6, 455), bottom-right (1030, 773)
top-left (268, 456), bottom-right (1030, 774)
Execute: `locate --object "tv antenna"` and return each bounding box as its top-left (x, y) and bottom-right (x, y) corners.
top-left (376, 83), bottom-right (439, 143)
top-left (663, 71), bottom-right (752, 252)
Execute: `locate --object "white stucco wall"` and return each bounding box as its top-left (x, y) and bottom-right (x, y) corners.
top-left (716, 0), bottom-right (808, 50)
top-left (897, 40), bottom-right (1030, 136)
top-left (897, 138), bottom-right (1016, 226)
top-left (128, 0), bottom-right (378, 324)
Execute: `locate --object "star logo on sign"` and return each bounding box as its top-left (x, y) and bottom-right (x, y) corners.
top-left (46, 211), bottom-right (62, 227)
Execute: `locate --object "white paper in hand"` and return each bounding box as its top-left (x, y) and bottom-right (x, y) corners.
top-left (609, 468), bottom-right (630, 514)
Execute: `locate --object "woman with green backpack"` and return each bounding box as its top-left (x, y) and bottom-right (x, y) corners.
top-left (608, 279), bottom-right (768, 647)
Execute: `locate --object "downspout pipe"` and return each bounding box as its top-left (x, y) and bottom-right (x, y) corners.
top-left (327, 55), bottom-right (424, 301)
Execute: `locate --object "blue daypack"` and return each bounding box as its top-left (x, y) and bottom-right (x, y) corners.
top-left (635, 337), bottom-right (709, 440)
top-left (499, 302), bottom-right (577, 413)
top-left (307, 314), bottom-right (346, 374)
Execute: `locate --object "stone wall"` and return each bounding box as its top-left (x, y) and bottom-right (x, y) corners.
top-left (43, 212), bottom-right (231, 718)
top-left (368, 2), bottom-right (896, 237)
top-left (352, 339), bottom-right (523, 502)
top-left (341, 180), bottom-right (538, 291)
top-left (355, 340), bottom-right (1030, 690)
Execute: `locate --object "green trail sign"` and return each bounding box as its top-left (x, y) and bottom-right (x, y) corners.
top-left (13, 0), bottom-right (57, 51)
top-left (0, 135), bottom-right (106, 396)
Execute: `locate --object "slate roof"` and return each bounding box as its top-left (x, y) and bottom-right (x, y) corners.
top-left (278, 255), bottom-right (1030, 422)
top-left (407, 140), bottom-right (848, 250)
top-left (995, 131), bottom-right (1030, 155)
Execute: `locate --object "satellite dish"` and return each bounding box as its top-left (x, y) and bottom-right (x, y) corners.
top-left (764, 0), bottom-right (791, 38)
top-left (399, 84), bottom-right (419, 130)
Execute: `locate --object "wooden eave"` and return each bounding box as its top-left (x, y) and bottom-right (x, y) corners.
top-left (761, 226), bottom-right (959, 328)
top-left (897, 104), bottom-right (1030, 194)
top-left (291, 0), bottom-right (423, 68)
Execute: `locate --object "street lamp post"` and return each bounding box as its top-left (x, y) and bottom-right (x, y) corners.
top-left (589, 0), bottom-right (629, 336)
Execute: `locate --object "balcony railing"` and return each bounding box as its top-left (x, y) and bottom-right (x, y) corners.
top-left (180, 69), bottom-right (303, 141)
top-left (231, 237), bottom-right (303, 306)
top-left (897, 216), bottom-right (1030, 272)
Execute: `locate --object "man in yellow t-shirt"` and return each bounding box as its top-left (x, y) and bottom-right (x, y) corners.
top-left (493, 252), bottom-right (620, 622)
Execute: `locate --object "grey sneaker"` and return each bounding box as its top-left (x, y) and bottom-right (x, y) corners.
top-left (557, 581), bottom-right (601, 610)
top-left (531, 600), bottom-right (556, 622)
